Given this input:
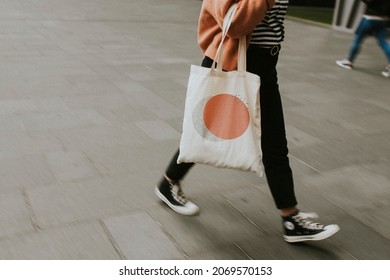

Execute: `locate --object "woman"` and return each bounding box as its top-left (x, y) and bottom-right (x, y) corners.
top-left (155, 0), bottom-right (339, 243)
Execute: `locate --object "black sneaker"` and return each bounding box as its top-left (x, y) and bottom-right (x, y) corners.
top-left (155, 177), bottom-right (199, 216)
top-left (283, 211), bottom-right (339, 243)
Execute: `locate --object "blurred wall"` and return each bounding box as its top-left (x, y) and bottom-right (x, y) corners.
top-left (332, 0), bottom-right (365, 32)
top-left (290, 0), bottom-right (336, 7)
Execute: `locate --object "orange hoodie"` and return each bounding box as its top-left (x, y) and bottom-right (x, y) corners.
top-left (198, 0), bottom-right (275, 71)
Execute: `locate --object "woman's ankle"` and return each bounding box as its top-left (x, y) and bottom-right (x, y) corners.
top-left (280, 207), bottom-right (298, 217)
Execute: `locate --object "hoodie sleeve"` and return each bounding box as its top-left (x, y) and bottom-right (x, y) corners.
top-left (213, 0), bottom-right (275, 39)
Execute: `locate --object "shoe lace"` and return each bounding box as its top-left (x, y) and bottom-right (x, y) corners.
top-left (293, 212), bottom-right (324, 230)
top-left (169, 182), bottom-right (188, 204)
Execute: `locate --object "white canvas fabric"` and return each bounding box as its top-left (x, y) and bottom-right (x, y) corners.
top-left (177, 4), bottom-right (263, 176)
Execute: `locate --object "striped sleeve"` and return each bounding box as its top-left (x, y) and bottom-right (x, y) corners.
top-left (250, 0), bottom-right (289, 47)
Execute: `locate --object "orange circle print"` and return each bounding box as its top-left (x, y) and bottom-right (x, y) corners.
top-left (203, 94), bottom-right (250, 140)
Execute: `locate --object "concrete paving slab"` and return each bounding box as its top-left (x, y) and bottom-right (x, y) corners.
top-left (149, 195), bottom-right (266, 256)
top-left (0, 132), bottom-right (64, 160)
top-left (286, 125), bottom-right (323, 148)
top-left (46, 150), bottom-right (101, 182)
top-left (0, 191), bottom-right (34, 238)
top-left (327, 216), bottom-right (390, 259)
top-left (297, 180), bottom-right (390, 260)
top-left (188, 245), bottom-right (250, 260)
top-left (87, 65), bottom-right (131, 83)
top-left (82, 141), bottom-right (179, 177)
top-left (221, 188), bottom-right (284, 235)
top-left (135, 120), bottom-right (181, 141)
top-left (222, 184), bottom-right (390, 259)
top-left (179, 164), bottom-right (266, 196)
top-left (19, 110), bottom-right (109, 132)
top-left (0, 116), bottom-right (25, 136)
top-left (138, 78), bottom-right (187, 107)
top-left (0, 99), bottom-right (37, 116)
top-left (53, 124), bottom-right (151, 151)
top-left (303, 166), bottom-right (390, 239)
top-left (61, 91), bottom-right (133, 110)
top-left (103, 211), bottom-right (185, 260)
top-left (0, 222), bottom-right (120, 260)
top-left (363, 162), bottom-right (390, 182)
top-left (115, 82), bottom-right (184, 119)
top-left (0, 155), bottom-right (57, 191)
top-left (288, 99), bottom-right (388, 123)
top-left (365, 96), bottom-right (390, 112)
top-left (238, 237), bottom-right (354, 260)
top-left (295, 185), bottom-right (390, 260)
top-left (26, 173), bottom-right (157, 228)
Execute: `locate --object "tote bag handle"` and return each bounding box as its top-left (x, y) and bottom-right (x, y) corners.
top-left (212, 4), bottom-right (246, 72)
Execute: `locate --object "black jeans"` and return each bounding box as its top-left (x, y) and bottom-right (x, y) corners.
top-left (165, 45), bottom-right (297, 209)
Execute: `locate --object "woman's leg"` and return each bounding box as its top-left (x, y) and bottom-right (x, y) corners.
top-left (247, 45), bottom-right (340, 242)
top-left (164, 56), bottom-right (214, 181)
top-left (155, 57), bottom-right (216, 216)
top-left (246, 45), bottom-right (297, 210)
top-left (348, 18), bottom-right (372, 62)
top-left (165, 149), bottom-right (194, 181)
top-left (375, 22), bottom-right (390, 63)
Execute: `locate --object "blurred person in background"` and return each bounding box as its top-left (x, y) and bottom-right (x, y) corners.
top-left (336, 0), bottom-right (390, 77)
top-left (155, 0), bottom-right (340, 243)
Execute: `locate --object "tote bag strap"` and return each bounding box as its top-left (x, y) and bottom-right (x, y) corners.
top-left (212, 4), bottom-right (236, 70)
top-left (212, 3), bottom-right (246, 72)
top-left (237, 35), bottom-right (246, 71)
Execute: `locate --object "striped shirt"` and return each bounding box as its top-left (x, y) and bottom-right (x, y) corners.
top-left (250, 0), bottom-right (289, 47)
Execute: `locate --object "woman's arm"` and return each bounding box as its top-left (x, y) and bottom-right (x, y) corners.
top-left (213, 0), bottom-right (275, 38)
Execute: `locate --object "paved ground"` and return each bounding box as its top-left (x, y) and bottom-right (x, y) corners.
top-left (0, 0), bottom-right (389, 260)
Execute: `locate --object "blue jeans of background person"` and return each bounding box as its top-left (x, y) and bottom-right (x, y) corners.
top-left (348, 17), bottom-right (390, 63)
top-left (165, 45), bottom-right (297, 210)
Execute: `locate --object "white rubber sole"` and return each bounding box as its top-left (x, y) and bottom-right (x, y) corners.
top-left (284, 225), bottom-right (340, 243)
top-left (155, 186), bottom-right (199, 216)
top-left (336, 60), bottom-right (352, 70)
top-left (382, 71), bottom-right (390, 78)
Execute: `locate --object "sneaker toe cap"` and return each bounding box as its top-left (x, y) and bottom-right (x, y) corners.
top-left (181, 202), bottom-right (200, 215)
top-left (171, 201), bottom-right (199, 216)
top-left (324, 224), bottom-right (340, 234)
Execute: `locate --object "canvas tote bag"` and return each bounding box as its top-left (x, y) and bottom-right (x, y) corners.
top-left (177, 4), bottom-right (263, 176)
